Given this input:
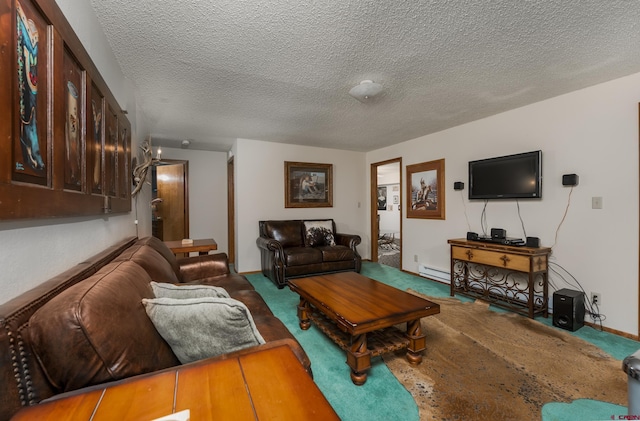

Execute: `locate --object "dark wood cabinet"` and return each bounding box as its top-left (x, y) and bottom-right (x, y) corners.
top-left (0, 0), bottom-right (131, 220)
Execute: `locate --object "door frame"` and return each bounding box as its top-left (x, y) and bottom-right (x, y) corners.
top-left (370, 157), bottom-right (402, 265)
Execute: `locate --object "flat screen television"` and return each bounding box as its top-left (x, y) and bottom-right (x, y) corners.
top-left (468, 150), bottom-right (542, 200)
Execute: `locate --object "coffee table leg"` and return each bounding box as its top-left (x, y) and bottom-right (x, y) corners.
top-left (346, 334), bottom-right (371, 385)
top-left (297, 297), bottom-right (311, 330)
top-left (406, 319), bottom-right (426, 365)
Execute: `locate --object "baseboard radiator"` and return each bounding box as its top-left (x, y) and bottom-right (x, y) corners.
top-left (418, 264), bottom-right (451, 284)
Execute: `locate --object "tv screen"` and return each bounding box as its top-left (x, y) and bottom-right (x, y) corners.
top-left (468, 150), bottom-right (542, 200)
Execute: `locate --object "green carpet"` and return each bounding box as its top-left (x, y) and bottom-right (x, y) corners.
top-left (245, 262), bottom-right (639, 420)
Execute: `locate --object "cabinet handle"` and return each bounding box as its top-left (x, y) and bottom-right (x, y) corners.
top-left (500, 255), bottom-right (510, 267)
top-left (466, 250), bottom-right (473, 260)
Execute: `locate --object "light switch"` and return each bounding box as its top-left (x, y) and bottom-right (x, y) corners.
top-left (592, 197), bottom-right (603, 209)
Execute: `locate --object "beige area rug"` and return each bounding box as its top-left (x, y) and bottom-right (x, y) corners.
top-left (382, 291), bottom-right (627, 420)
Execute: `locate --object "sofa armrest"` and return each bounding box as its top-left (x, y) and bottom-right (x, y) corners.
top-left (335, 233), bottom-right (361, 250)
top-left (256, 237), bottom-right (284, 254)
top-left (178, 253), bottom-right (231, 283)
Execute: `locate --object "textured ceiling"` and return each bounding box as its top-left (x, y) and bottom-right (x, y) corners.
top-left (90, 0), bottom-right (640, 152)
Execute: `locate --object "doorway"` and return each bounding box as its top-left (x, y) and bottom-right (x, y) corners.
top-left (151, 160), bottom-right (189, 241)
top-left (371, 158), bottom-right (402, 268)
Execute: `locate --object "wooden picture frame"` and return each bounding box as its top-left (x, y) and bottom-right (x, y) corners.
top-left (406, 159), bottom-right (445, 219)
top-left (285, 161), bottom-right (333, 208)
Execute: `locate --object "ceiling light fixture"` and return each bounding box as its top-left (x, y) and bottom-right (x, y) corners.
top-left (181, 139), bottom-right (191, 149)
top-left (349, 80), bottom-right (383, 103)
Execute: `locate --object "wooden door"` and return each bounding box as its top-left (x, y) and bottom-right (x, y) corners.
top-left (156, 162), bottom-right (188, 241)
top-left (227, 157), bottom-right (235, 263)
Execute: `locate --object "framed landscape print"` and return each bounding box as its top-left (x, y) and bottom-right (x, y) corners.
top-left (285, 161), bottom-right (333, 208)
top-left (406, 159), bottom-right (445, 219)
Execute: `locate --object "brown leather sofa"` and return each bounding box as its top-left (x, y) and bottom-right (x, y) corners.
top-left (256, 219), bottom-right (362, 288)
top-left (0, 236), bottom-right (310, 421)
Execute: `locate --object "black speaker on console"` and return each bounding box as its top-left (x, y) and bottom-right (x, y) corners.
top-left (552, 288), bottom-right (585, 331)
top-left (525, 236), bottom-right (540, 248)
top-left (562, 174), bottom-right (579, 186)
top-left (491, 228), bottom-right (506, 239)
top-left (466, 231), bottom-right (479, 240)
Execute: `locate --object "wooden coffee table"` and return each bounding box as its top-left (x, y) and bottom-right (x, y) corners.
top-left (289, 272), bottom-right (440, 385)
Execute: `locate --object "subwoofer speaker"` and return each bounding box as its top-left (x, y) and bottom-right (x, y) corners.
top-left (553, 289), bottom-right (585, 331)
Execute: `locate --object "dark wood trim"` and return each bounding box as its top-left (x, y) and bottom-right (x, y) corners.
top-left (227, 156), bottom-right (235, 263)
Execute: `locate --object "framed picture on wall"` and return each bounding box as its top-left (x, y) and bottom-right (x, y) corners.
top-left (406, 158), bottom-right (445, 219)
top-left (285, 161), bottom-right (333, 208)
top-left (13, 0), bottom-right (50, 186)
top-left (377, 186), bottom-right (387, 210)
top-left (62, 48), bottom-right (85, 191)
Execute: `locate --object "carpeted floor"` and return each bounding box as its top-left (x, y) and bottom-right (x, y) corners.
top-left (245, 262), bottom-right (640, 420)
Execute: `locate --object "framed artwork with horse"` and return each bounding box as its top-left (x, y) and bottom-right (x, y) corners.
top-left (406, 159), bottom-right (445, 220)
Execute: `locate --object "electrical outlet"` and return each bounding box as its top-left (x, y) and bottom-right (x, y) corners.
top-left (414, 254), bottom-right (418, 262)
top-left (591, 292), bottom-right (601, 306)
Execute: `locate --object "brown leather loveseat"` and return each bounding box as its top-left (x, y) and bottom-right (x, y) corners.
top-left (256, 219), bottom-right (361, 288)
top-left (0, 236), bottom-right (310, 421)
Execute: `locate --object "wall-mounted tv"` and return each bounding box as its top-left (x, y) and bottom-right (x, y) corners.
top-left (468, 150), bottom-right (542, 200)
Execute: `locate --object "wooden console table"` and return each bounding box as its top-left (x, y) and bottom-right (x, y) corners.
top-left (11, 344), bottom-right (338, 420)
top-left (448, 239), bottom-right (551, 318)
top-left (164, 238), bottom-right (217, 255)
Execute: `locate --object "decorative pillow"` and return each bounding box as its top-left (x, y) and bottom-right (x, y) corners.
top-left (142, 297), bottom-right (266, 364)
top-left (150, 281), bottom-right (229, 299)
top-left (303, 220), bottom-right (336, 247)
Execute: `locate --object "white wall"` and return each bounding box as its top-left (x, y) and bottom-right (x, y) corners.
top-left (367, 72), bottom-right (640, 336)
top-left (156, 148), bottom-right (229, 253)
top-left (0, 1), bottom-right (144, 304)
top-left (234, 138), bottom-right (368, 272)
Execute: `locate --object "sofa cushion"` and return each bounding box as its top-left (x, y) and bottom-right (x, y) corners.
top-left (184, 274), bottom-right (255, 293)
top-left (284, 247), bottom-right (323, 266)
top-left (150, 281), bottom-right (229, 299)
top-left (135, 236), bottom-right (183, 282)
top-left (142, 297), bottom-right (266, 364)
top-left (228, 290), bottom-right (275, 319)
top-left (115, 245), bottom-right (180, 284)
top-left (28, 261), bottom-right (180, 393)
top-left (303, 220), bottom-right (336, 247)
top-left (318, 245), bottom-right (355, 262)
top-left (264, 220), bottom-right (303, 247)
